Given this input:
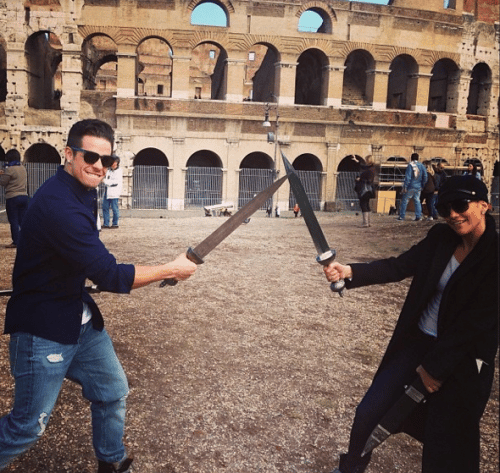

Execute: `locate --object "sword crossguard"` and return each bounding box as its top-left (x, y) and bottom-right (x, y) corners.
top-left (316, 248), bottom-right (345, 297)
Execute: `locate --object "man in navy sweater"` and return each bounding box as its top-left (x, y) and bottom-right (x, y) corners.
top-left (0, 119), bottom-right (197, 473)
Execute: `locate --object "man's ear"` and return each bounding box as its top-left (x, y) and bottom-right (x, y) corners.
top-left (63, 146), bottom-right (73, 164)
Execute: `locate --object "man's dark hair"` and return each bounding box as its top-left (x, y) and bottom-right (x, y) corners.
top-left (410, 153), bottom-right (419, 161)
top-left (66, 119), bottom-right (114, 149)
top-left (5, 149), bottom-right (21, 162)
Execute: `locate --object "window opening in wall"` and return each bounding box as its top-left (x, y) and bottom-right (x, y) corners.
top-left (191, 2), bottom-right (228, 27)
top-left (136, 38), bottom-right (173, 97)
top-left (82, 35), bottom-right (118, 92)
top-left (245, 44), bottom-right (276, 102)
top-left (190, 43), bottom-right (227, 100)
top-left (295, 49), bottom-right (327, 106)
top-left (444, 0), bottom-right (456, 9)
top-left (298, 10), bottom-right (324, 33)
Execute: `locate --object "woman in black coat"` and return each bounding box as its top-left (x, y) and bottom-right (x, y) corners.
top-left (325, 175), bottom-right (498, 473)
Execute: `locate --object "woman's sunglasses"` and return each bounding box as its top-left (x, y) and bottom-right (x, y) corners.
top-left (70, 146), bottom-right (116, 168)
top-left (436, 199), bottom-right (471, 218)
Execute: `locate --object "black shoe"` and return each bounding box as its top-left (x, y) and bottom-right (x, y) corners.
top-left (111, 225), bottom-right (119, 229)
top-left (97, 456), bottom-right (133, 473)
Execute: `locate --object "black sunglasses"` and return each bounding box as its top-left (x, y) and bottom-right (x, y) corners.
top-left (436, 199), bottom-right (471, 218)
top-left (70, 146), bottom-right (116, 168)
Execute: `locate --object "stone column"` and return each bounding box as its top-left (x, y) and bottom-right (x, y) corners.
top-left (60, 40), bottom-right (83, 128)
top-left (116, 45), bottom-right (137, 97)
top-left (171, 53), bottom-right (191, 100)
top-left (408, 67), bottom-right (433, 112)
top-left (275, 60), bottom-right (298, 106)
top-left (225, 57), bottom-right (246, 102)
top-left (323, 64), bottom-right (345, 107)
top-left (5, 41), bottom-right (28, 131)
top-left (366, 65), bottom-right (390, 110)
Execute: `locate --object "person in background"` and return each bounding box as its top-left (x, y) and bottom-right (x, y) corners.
top-left (102, 157), bottom-right (123, 229)
top-left (0, 119), bottom-right (197, 473)
top-left (324, 175), bottom-right (498, 473)
top-left (420, 161), bottom-right (437, 221)
top-left (353, 155), bottom-right (376, 228)
top-left (397, 153), bottom-right (427, 221)
top-left (293, 202), bottom-right (300, 218)
top-left (0, 149), bottom-right (29, 248)
top-left (463, 162), bottom-right (482, 180)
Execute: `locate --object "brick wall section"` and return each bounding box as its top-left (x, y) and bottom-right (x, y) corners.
top-left (463, 0), bottom-right (500, 24)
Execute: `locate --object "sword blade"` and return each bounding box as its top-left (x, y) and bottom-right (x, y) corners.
top-left (282, 152), bottom-right (330, 256)
top-left (361, 377), bottom-right (426, 457)
top-left (0, 285), bottom-right (101, 297)
top-left (281, 151), bottom-right (345, 295)
top-left (160, 174), bottom-right (288, 287)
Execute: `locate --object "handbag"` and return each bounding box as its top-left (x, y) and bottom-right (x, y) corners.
top-left (358, 180), bottom-right (374, 199)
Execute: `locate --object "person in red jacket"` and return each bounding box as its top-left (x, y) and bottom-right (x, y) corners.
top-left (324, 175), bottom-right (498, 473)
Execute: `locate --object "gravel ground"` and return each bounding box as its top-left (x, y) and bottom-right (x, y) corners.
top-left (0, 211), bottom-right (498, 473)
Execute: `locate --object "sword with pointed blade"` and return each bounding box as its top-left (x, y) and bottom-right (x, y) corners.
top-left (160, 174), bottom-right (288, 287)
top-left (361, 376), bottom-right (427, 457)
top-left (281, 151), bottom-right (345, 296)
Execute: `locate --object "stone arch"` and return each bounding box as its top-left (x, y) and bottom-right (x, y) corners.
top-left (25, 31), bottom-right (63, 110)
top-left (297, 4), bottom-right (336, 34)
top-left (466, 62), bottom-right (492, 116)
top-left (187, 0), bottom-right (235, 14)
top-left (190, 41), bottom-right (228, 100)
top-left (186, 150), bottom-right (223, 168)
top-left (136, 36), bottom-right (173, 97)
top-left (295, 48), bottom-right (329, 105)
top-left (428, 58), bottom-right (460, 113)
top-left (238, 152), bottom-right (275, 208)
top-left (134, 148), bottom-right (169, 166)
top-left (245, 42), bottom-right (280, 102)
top-left (190, 0), bottom-right (231, 26)
top-left (24, 143), bottom-right (61, 164)
top-left (386, 54), bottom-right (419, 110)
top-left (342, 49), bottom-right (375, 106)
top-left (81, 34), bottom-right (118, 91)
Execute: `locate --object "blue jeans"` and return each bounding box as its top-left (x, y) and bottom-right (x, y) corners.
top-left (5, 195), bottom-right (29, 245)
top-left (0, 323), bottom-right (129, 469)
top-left (102, 198), bottom-right (119, 227)
top-left (399, 188), bottom-right (422, 219)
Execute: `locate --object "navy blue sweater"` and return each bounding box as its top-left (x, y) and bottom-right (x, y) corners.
top-left (5, 166), bottom-right (135, 344)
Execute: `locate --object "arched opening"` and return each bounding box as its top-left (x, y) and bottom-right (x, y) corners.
top-left (238, 152), bottom-right (276, 208)
top-left (428, 58), bottom-right (460, 113)
top-left (245, 44), bottom-right (278, 102)
top-left (25, 32), bottom-right (63, 110)
top-left (289, 154), bottom-right (323, 210)
top-left (295, 49), bottom-right (328, 106)
top-left (191, 1), bottom-right (228, 27)
top-left (24, 143), bottom-right (61, 197)
top-left (137, 37), bottom-right (173, 97)
top-left (190, 42), bottom-right (227, 100)
top-left (335, 155), bottom-right (364, 211)
top-left (342, 50), bottom-right (375, 106)
top-left (298, 9), bottom-right (332, 34)
top-left (82, 35), bottom-right (118, 92)
top-left (185, 150), bottom-right (223, 208)
top-left (467, 63), bottom-right (492, 116)
top-left (132, 148), bottom-right (169, 209)
top-left (386, 54), bottom-right (419, 110)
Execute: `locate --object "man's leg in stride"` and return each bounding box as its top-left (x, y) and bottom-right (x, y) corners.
top-left (66, 323), bottom-right (130, 465)
top-left (0, 333), bottom-right (77, 470)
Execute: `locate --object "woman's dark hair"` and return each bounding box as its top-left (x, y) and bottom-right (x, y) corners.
top-left (66, 119), bottom-right (114, 149)
top-left (5, 148), bottom-right (21, 162)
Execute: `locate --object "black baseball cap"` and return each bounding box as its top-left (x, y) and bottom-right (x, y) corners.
top-left (437, 175), bottom-right (488, 205)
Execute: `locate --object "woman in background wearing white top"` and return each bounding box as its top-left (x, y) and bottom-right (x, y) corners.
top-left (102, 157), bottom-right (122, 228)
top-left (323, 175), bottom-right (498, 473)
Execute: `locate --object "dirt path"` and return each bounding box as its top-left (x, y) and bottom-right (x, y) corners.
top-left (0, 212), bottom-right (498, 473)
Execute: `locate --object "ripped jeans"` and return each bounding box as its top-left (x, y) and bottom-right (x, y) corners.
top-left (0, 322), bottom-right (129, 470)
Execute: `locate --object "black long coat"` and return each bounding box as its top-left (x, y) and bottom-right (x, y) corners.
top-left (345, 215), bottom-right (498, 471)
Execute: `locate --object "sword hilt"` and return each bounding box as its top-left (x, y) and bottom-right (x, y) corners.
top-left (159, 247), bottom-right (204, 288)
top-left (316, 249), bottom-right (345, 297)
